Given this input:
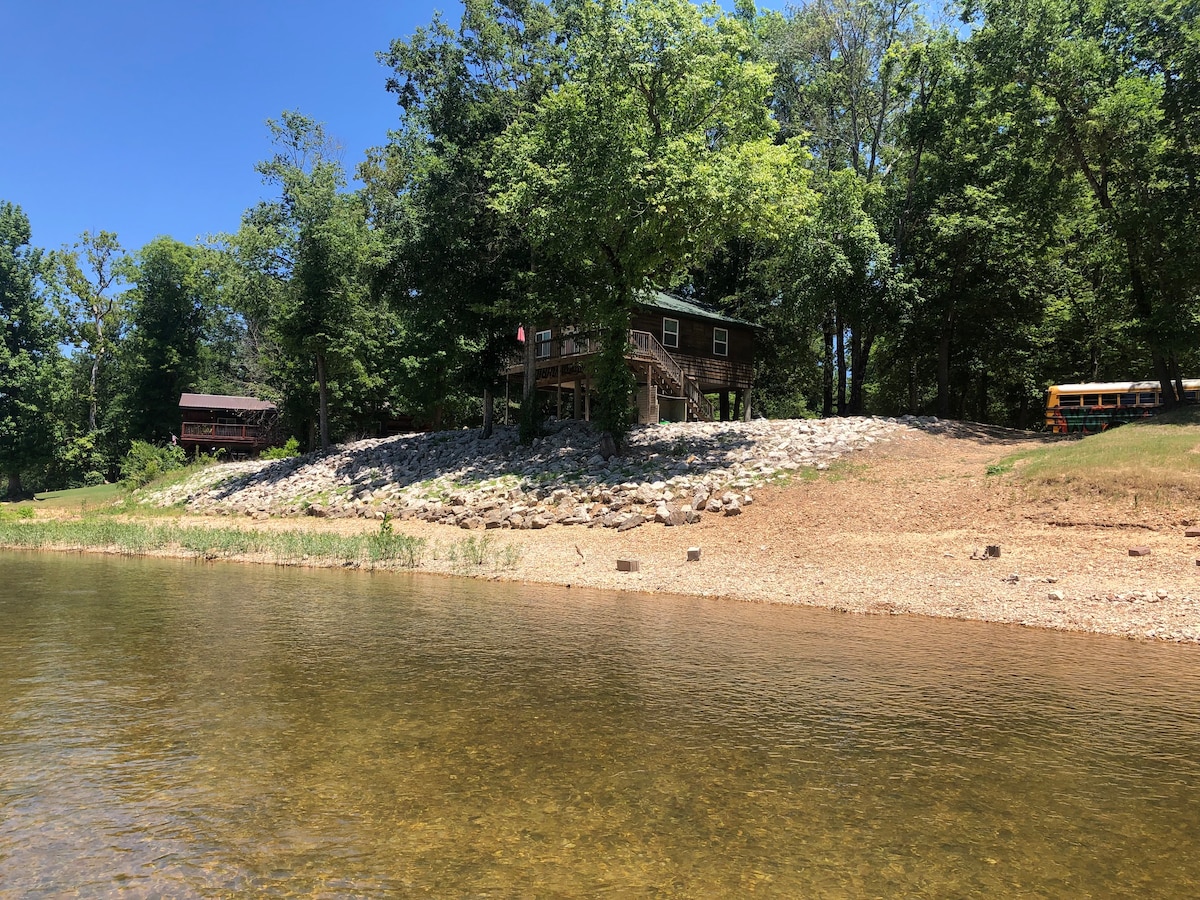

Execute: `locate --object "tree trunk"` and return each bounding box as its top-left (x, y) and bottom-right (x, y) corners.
top-left (849, 330), bottom-right (875, 415)
top-left (822, 318), bottom-right (834, 418)
top-left (742, 386), bottom-right (753, 421)
top-left (937, 324), bottom-right (953, 419)
top-left (316, 351), bottom-right (330, 452)
top-left (481, 388), bottom-right (494, 439)
top-left (89, 354), bottom-right (100, 433)
top-left (719, 392), bottom-right (730, 422)
top-left (836, 308), bottom-right (847, 415)
top-left (6, 472), bottom-right (22, 499)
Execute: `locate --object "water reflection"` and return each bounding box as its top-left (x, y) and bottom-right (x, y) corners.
top-left (2, 551), bottom-right (1199, 896)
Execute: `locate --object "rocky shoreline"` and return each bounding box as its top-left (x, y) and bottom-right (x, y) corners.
top-left (148, 416), bottom-right (920, 528)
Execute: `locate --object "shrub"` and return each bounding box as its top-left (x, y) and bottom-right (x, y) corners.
top-left (261, 437), bottom-right (301, 460)
top-left (120, 441), bottom-right (186, 487)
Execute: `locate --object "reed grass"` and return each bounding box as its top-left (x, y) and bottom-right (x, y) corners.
top-left (0, 519), bottom-right (426, 570)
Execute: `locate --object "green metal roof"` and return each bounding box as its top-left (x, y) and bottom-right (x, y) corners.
top-left (638, 291), bottom-right (759, 328)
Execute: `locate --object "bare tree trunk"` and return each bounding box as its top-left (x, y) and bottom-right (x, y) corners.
top-left (481, 388), bottom-right (494, 439)
top-left (6, 473), bottom-right (22, 499)
top-left (836, 308), bottom-right (847, 415)
top-left (822, 320), bottom-right (834, 418)
top-left (316, 352), bottom-right (330, 452)
top-left (88, 351), bottom-right (100, 432)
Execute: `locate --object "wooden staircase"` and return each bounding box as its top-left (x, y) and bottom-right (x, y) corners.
top-left (629, 330), bottom-right (714, 422)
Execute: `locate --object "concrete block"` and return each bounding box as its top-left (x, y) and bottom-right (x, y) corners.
top-left (1129, 547), bottom-right (1151, 557)
top-left (687, 547), bottom-right (701, 562)
top-left (1187, 527), bottom-right (1200, 538)
top-left (616, 558), bottom-right (640, 573)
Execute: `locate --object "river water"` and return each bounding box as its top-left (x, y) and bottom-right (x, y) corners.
top-left (2, 551), bottom-right (1199, 897)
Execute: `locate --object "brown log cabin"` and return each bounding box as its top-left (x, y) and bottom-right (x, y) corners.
top-left (507, 292), bottom-right (758, 425)
top-left (179, 393), bottom-right (277, 456)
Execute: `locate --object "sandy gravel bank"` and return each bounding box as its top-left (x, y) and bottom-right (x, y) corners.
top-left (96, 421), bottom-right (1200, 644)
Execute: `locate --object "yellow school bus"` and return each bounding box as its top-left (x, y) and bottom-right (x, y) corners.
top-left (1044, 380), bottom-right (1200, 434)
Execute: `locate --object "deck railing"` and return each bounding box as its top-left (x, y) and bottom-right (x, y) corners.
top-left (629, 330), bottom-right (715, 421)
top-left (515, 328), bottom-right (716, 422)
top-left (182, 422), bottom-right (265, 442)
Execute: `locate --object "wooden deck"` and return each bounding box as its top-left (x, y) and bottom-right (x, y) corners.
top-left (507, 330), bottom-right (718, 421)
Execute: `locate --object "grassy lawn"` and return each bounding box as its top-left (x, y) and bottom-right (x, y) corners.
top-left (1000, 412), bottom-right (1200, 505)
top-left (0, 483), bottom-right (125, 512)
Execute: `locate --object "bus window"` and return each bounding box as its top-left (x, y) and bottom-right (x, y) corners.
top-left (1058, 395), bottom-right (1081, 407)
top-left (1101, 394), bottom-right (1118, 406)
top-left (1186, 391), bottom-right (1197, 402)
top-left (1082, 394), bottom-right (1099, 406)
top-left (1139, 392), bottom-right (1156, 405)
top-left (1120, 393), bottom-right (1137, 406)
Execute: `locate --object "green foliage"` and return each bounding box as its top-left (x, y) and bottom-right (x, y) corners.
top-left (492, 0), bottom-right (812, 442)
top-left (121, 238), bottom-right (227, 443)
top-left (590, 325), bottom-right (638, 446)
top-left (261, 436), bottom-right (301, 460)
top-left (231, 111), bottom-right (398, 452)
top-left (54, 230), bottom-right (127, 434)
top-left (119, 440), bottom-right (186, 487)
top-left (0, 201), bottom-right (61, 497)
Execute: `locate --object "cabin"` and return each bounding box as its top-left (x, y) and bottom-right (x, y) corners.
top-left (507, 292), bottom-right (758, 424)
top-left (179, 393), bottom-right (278, 457)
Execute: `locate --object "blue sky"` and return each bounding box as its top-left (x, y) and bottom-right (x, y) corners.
top-left (0, 1), bottom-right (786, 258)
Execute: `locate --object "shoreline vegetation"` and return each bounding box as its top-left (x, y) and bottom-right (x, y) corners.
top-left (6, 414), bottom-right (1200, 644)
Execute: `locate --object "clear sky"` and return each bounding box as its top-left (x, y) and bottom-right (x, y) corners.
top-left (0, 1), bottom-right (786, 258)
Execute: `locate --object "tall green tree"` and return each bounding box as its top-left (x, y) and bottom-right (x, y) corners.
top-left (233, 112), bottom-right (391, 452)
top-left (55, 230), bottom-right (127, 433)
top-left (120, 237), bottom-right (223, 442)
top-left (494, 0), bottom-right (809, 445)
top-left (367, 0), bottom-right (568, 438)
top-left (969, 0), bottom-right (1200, 405)
top-left (0, 202), bottom-right (62, 497)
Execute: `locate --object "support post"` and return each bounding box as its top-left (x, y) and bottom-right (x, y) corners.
top-left (743, 385), bottom-right (753, 421)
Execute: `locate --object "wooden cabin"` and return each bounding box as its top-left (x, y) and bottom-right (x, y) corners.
top-left (179, 393), bottom-right (278, 457)
top-left (507, 292), bottom-right (757, 425)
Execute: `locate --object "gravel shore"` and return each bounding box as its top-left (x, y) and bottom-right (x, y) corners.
top-left (130, 417), bottom-right (1200, 644)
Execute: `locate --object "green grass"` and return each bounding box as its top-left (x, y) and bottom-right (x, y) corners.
top-left (994, 418), bottom-right (1200, 505)
top-left (0, 518), bottom-right (427, 570)
top-left (0, 483), bottom-right (125, 513)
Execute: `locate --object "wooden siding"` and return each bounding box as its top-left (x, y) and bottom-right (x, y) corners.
top-left (630, 309), bottom-right (755, 390)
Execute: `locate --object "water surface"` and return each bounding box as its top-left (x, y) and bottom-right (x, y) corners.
top-left (2, 551), bottom-right (1199, 896)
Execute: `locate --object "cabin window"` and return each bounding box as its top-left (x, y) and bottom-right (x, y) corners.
top-left (713, 327), bottom-right (729, 357)
top-left (662, 318), bottom-right (679, 349)
top-left (535, 330), bottom-right (552, 359)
